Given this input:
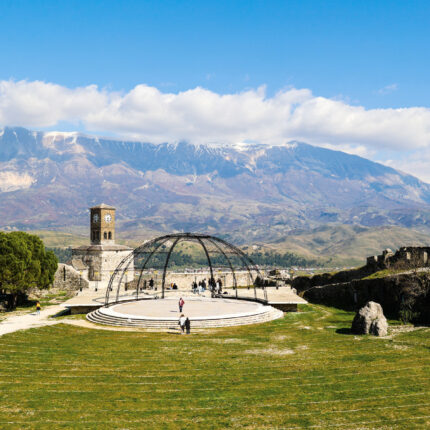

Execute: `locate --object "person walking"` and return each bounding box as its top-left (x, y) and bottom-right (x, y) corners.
top-left (35, 301), bottom-right (41, 316)
top-left (185, 317), bottom-right (191, 334)
top-left (216, 278), bottom-right (222, 294)
top-left (178, 314), bottom-right (186, 333)
top-left (179, 297), bottom-right (184, 312)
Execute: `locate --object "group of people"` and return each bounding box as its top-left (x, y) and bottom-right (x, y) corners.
top-left (178, 297), bottom-right (191, 334)
top-left (139, 277), bottom-right (224, 294)
top-left (192, 277), bottom-right (223, 295)
top-left (140, 278), bottom-right (156, 291)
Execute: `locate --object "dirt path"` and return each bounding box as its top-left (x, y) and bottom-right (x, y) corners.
top-left (0, 305), bottom-right (64, 337)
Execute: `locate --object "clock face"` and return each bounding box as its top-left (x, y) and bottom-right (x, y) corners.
top-left (92, 214), bottom-right (99, 223)
top-left (104, 213), bottom-right (112, 223)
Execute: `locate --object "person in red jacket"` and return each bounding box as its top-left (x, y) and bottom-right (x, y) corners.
top-left (179, 297), bottom-right (184, 312)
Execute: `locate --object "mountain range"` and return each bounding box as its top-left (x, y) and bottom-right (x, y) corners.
top-left (1, 126), bottom-right (430, 260)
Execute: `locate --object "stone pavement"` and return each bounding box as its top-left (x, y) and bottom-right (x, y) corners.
top-left (111, 296), bottom-right (263, 319)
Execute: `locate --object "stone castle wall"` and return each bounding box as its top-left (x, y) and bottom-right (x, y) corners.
top-left (293, 246), bottom-right (430, 294)
top-left (72, 248), bottom-right (134, 283)
top-left (53, 263), bottom-right (89, 291)
top-left (303, 273), bottom-right (430, 324)
top-left (125, 270), bottom-right (255, 291)
top-left (367, 246), bottom-right (430, 270)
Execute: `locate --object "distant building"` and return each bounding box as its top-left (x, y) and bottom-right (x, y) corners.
top-left (70, 204), bottom-right (134, 285)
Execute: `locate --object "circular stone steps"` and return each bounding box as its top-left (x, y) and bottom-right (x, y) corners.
top-left (86, 301), bottom-right (283, 329)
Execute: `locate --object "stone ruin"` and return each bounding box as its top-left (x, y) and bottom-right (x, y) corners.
top-left (52, 263), bottom-right (89, 292)
top-left (366, 246), bottom-right (430, 271)
top-left (266, 269), bottom-right (292, 288)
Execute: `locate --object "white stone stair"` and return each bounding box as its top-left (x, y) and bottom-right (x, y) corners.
top-left (86, 306), bottom-right (283, 329)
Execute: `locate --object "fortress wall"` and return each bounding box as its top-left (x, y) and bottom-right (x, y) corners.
top-left (53, 263), bottom-right (89, 291)
top-left (72, 249), bottom-right (134, 282)
top-left (125, 270), bottom-right (254, 291)
top-left (367, 246), bottom-right (430, 270)
top-left (165, 271), bottom-right (252, 290)
top-left (96, 250), bottom-right (135, 283)
top-left (303, 273), bottom-right (430, 324)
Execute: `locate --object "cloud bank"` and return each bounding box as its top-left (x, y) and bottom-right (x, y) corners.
top-left (1, 79), bottom-right (430, 179)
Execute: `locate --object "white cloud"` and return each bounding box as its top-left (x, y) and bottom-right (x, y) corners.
top-left (0, 79), bottom-right (430, 159)
top-left (385, 150), bottom-right (430, 183)
top-left (319, 143), bottom-right (374, 159)
top-left (376, 83), bottom-right (398, 95)
top-left (0, 80), bottom-right (107, 127)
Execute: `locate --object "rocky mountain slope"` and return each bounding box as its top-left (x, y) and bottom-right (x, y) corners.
top-left (1, 126), bottom-right (430, 245)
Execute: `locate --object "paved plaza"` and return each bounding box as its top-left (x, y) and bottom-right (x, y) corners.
top-left (110, 296), bottom-right (264, 319)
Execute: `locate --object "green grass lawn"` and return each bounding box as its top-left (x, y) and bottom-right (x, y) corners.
top-left (0, 305), bottom-right (429, 429)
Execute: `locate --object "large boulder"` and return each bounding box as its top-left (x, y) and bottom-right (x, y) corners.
top-left (351, 301), bottom-right (388, 336)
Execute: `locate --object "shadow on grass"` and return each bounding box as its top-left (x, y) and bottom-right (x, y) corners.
top-left (336, 327), bottom-right (355, 335)
top-left (1, 298), bottom-right (37, 313)
top-left (18, 299), bottom-right (37, 308)
top-left (50, 308), bottom-right (71, 318)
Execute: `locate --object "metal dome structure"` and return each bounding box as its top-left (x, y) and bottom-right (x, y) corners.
top-left (104, 233), bottom-right (267, 305)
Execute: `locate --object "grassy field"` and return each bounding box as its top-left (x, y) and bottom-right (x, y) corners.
top-left (0, 305), bottom-right (429, 429)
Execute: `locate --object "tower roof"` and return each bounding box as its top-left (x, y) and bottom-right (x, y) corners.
top-left (90, 203), bottom-right (116, 210)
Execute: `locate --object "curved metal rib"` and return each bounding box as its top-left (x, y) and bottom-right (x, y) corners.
top-left (207, 238), bottom-right (238, 297)
top-left (161, 237), bottom-right (181, 299)
top-left (104, 232), bottom-right (266, 307)
top-left (134, 237), bottom-right (171, 301)
top-left (105, 251), bottom-right (134, 305)
top-left (196, 237), bottom-right (215, 297)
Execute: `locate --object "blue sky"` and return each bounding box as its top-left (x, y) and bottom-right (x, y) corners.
top-left (1, 0), bottom-right (428, 108)
top-left (0, 1), bottom-right (430, 180)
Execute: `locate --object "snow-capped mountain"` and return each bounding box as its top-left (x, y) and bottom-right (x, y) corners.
top-left (1, 126), bottom-right (430, 240)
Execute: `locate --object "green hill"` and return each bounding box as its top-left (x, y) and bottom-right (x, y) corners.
top-left (253, 225), bottom-right (430, 266)
top-left (13, 224), bottom-right (430, 268)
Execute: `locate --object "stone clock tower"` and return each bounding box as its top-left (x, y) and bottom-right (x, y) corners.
top-left (90, 204), bottom-right (116, 244)
top-left (71, 203), bottom-right (134, 286)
